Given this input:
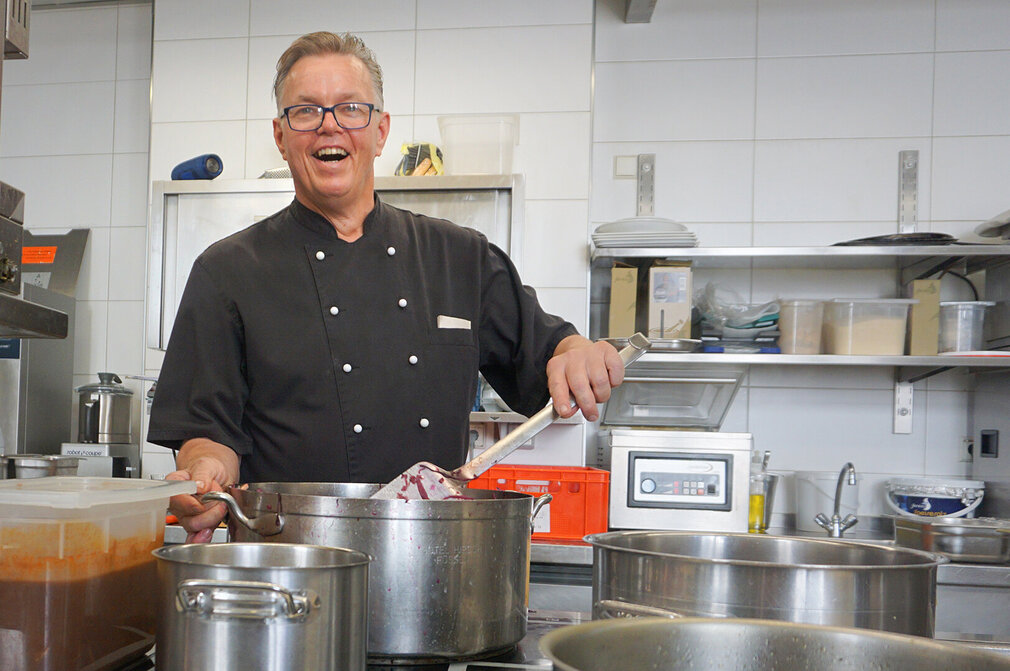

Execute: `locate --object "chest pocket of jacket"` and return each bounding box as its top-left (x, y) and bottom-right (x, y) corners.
top-left (423, 326), bottom-right (478, 412)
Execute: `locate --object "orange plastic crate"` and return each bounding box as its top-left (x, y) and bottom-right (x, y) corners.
top-left (468, 465), bottom-right (609, 542)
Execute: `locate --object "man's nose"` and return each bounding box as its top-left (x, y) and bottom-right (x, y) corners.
top-left (319, 109), bottom-right (344, 133)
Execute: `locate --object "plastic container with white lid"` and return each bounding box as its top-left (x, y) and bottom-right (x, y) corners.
top-left (885, 476), bottom-right (985, 519)
top-left (779, 299), bottom-right (825, 354)
top-left (0, 475), bottom-right (194, 510)
top-left (938, 301), bottom-right (996, 353)
top-left (0, 477), bottom-right (196, 670)
top-left (794, 470), bottom-right (859, 532)
top-left (822, 298), bottom-right (917, 355)
top-left (437, 113), bottom-right (518, 175)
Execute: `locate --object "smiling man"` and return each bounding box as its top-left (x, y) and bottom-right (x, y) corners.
top-left (148, 31), bottom-right (626, 542)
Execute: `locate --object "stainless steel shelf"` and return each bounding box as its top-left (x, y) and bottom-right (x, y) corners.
top-left (591, 244), bottom-right (1010, 271)
top-left (637, 352), bottom-right (1010, 368)
top-left (470, 411), bottom-right (582, 425)
top-left (157, 174), bottom-right (520, 194)
top-left (0, 291), bottom-right (68, 338)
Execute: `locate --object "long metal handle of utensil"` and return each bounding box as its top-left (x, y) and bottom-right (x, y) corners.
top-left (454, 333), bottom-right (650, 481)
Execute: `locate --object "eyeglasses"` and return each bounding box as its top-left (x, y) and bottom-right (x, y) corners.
top-left (281, 102), bottom-right (379, 131)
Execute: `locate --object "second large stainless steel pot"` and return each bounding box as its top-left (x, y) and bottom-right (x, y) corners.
top-left (586, 531), bottom-right (946, 637)
top-left (209, 483), bottom-right (544, 663)
top-left (153, 543), bottom-right (369, 671)
top-left (540, 617), bottom-right (1010, 671)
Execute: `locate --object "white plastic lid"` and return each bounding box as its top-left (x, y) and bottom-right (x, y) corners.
top-left (887, 476), bottom-right (984, 491)
top-left (0, 477), bottom-right (196, 509)
top-left (939, 301), bottom-right (995, 307)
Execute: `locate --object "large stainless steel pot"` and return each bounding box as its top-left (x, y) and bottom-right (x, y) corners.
top-left (208, 482), bottom-right (547, 663)
top-left (0, 454), bottom-right (80, 478)
top-left (586, 531), bottom-right (946, 637)
top-left (153, 542), bottom-right (369, 671)
top-left (540, 617), bottom-right (1010, 671)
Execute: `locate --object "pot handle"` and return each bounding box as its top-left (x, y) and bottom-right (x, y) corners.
top-left (177, 578), bottom-right (315, 622)
top-left (202, 490), bottom-right (285, 537)
top-left (530, 493), bottom-right (553, 534)
top-left (595, 599), bottom-right (684, 619)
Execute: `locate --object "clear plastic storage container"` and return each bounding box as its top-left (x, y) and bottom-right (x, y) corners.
top-left (437, 114), bottom-right (518, 175)
top-left (0, 477), bottom-right (194, 671)
top-left (822, 299), bottom-right (917, 355)
top-left (938, 301), bottom-right (995, 352)
top-left (778, 299), bottom-right (824, 354)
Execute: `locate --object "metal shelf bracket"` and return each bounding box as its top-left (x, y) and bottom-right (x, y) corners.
top-left (636, 154), bottom-right (655, 217)
top-left (898, 150), bottom-right (919, 234)
top-left (893, 380), bottom-right (914, 434)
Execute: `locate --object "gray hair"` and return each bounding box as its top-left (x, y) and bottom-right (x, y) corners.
top-left (273, 31), bottom-right (385, 114)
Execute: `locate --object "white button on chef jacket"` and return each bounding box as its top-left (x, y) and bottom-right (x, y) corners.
top-left (329, 306), bottom-right (339, 315)
top-left (419, 418), bottom-right (429, 428)
top-left (315, 251), bottom-right (325, 260)
top-left (386, 246), bottom-right (396, 256)
top-left (353, 424), bottom-right (363, 433)
top-left (408, 355), bottom-right (418, 365)
top-left (398, 298), bottom-right (407, 308)
top-left (342, 363), bottom-right (352, 373)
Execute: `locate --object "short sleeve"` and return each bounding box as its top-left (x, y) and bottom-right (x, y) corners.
top-left (477, 242), bottom-right (578, 417)
top-left (147, 259), bottom-right (253, 454)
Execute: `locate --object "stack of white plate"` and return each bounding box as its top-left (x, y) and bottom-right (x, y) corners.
top-left (592, 217), bottom-right (697, 248)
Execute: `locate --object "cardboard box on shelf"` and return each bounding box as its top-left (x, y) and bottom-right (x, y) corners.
top-left (906, 279), bottom-right (940, 355)
top-left (648, 262), bottom-right (692, 339)
top-left (608, 263), bottom-right (638, 338)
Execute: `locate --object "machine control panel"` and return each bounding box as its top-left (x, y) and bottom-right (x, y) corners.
top-left (627, 451), bottom-right (733, 510)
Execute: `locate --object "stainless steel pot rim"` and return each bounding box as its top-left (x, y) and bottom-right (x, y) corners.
top-left (541, 616), bottom-right (993, 654)
top-left (584, 531), bottom-right (948, 569)
top-left (153, 542), bottom-right (372, 568)
top-left (889, 513), bottom-right (1010, 531)
top-left (232, 483), bottom-right (537, 521)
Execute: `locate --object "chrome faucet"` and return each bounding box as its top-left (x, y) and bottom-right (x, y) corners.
top-left (813, 462), bottom-right (858, 538)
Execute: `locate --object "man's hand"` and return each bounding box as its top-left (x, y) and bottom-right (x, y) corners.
top-left (546, 335), bottom-right (625, 422)
top-left (165, 439), bottom-right (241, 543)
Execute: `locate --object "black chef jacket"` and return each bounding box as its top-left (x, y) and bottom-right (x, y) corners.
top-left (148, 196), bottom-right (577, 483)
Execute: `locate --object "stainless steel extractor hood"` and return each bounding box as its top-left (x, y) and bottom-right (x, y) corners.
top-left (0, 182), bottom-right (68, 339)
top-left (0, 293), bottom-right (68, 338)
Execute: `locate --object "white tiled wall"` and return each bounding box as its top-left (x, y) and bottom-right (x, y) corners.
top-left (0, 3), bottom-right (153, 452)
top-left (592, 0), bottom-right (1010, 518)
top-left (3, 1), bottom-right (1007, 519)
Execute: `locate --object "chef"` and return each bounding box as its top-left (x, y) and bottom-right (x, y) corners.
top-left (148, 31), bottom-right (626, 542)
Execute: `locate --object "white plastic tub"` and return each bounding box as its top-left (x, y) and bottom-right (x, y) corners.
top-left (886, 476), bottom-right (985, 519)
top-left (794, 470), bottom-right (859, 532)
top-left (938, 301), bottom-right (995, 352)
top-left (822, 299), bottom-right (917, 355)
top-left (779, 299), bottom-right (825, 354)
top-left (437, 114), bottom-right (518, 175)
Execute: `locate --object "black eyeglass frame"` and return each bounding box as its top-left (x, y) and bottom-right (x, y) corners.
top-left (281, 102), bottom-right (380, 131)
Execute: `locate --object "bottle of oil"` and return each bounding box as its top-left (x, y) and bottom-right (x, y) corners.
top-left (748, 450), bottom-right (771, 533)
top-left (748, 475), bottom-right (767, 533)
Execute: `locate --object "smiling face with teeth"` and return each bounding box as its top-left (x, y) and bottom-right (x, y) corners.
top-left (272, 53), bottom-right (390, 237)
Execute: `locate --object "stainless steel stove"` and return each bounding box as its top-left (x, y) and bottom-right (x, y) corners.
top-left (113, 610), bottom-right (584, 671)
